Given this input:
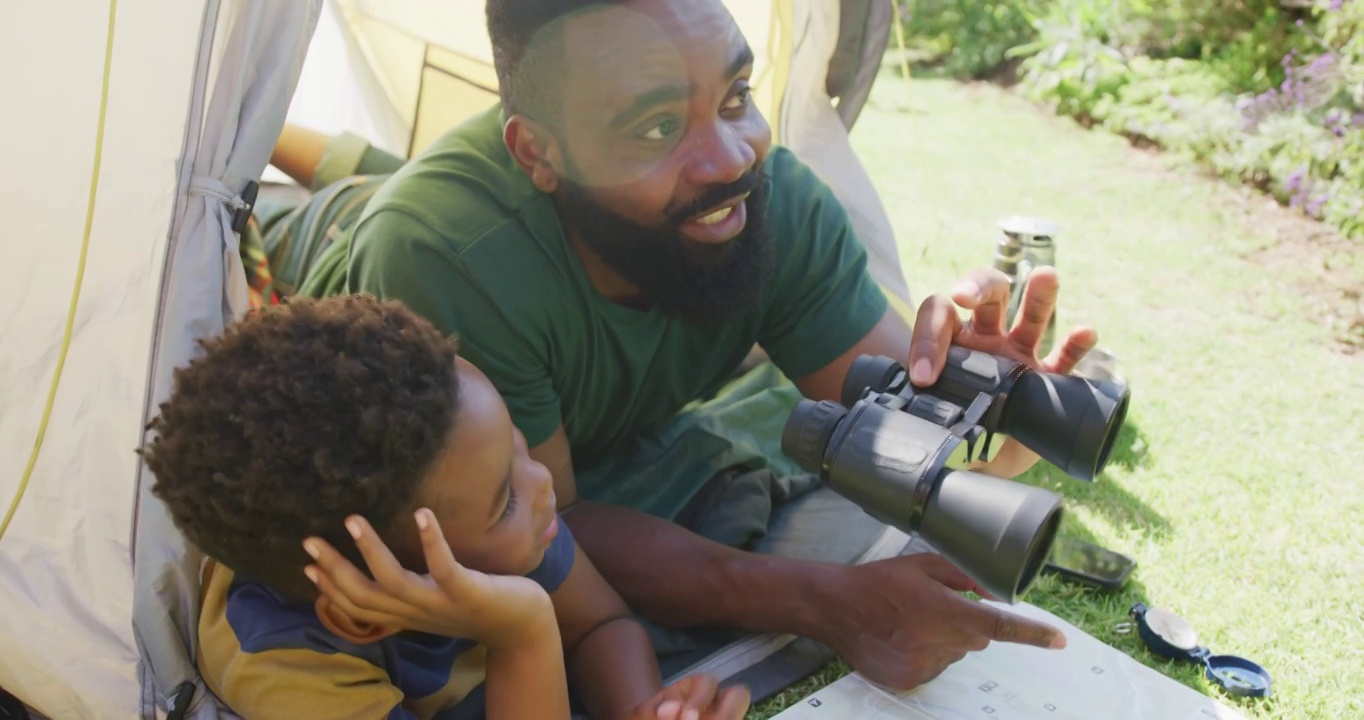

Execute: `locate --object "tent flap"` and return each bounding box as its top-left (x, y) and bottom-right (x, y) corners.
top-left (130, 1), bottom-right (321, 718)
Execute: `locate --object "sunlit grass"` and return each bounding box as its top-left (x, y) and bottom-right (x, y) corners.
top-left (750, 74), bottom-right (1364, 720)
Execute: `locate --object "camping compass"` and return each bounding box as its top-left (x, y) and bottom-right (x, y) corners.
top-left (1128, 603), bottom-right (1273, 698)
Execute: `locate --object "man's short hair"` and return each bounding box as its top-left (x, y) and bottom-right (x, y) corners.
top-left (485, 0), bottom-right (623, 123)
top-left (142, 295), bottom-right (461, 601)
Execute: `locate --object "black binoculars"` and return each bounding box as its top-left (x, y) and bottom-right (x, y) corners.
top-left (782, 346), bottom-right (1131, 602)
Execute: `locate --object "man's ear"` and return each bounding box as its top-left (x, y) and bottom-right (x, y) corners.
top-left (504, 115), bottom-right (563, 194)
top-left (314, 595), bottom-right (400, 646)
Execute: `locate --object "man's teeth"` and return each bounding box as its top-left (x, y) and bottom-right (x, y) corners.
top-left (695, 206), bottom-right (733, 226)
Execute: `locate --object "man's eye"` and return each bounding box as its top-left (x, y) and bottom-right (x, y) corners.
top-left (723, 87), bottom-right (752, 111)
top-left (641, 118), bottom-right (682, 141)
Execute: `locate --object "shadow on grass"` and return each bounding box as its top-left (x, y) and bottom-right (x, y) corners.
top-left (1014, 418), bottom-right (1267, 719)
top-left (997, 415), bottom-right (1161, 649)
top-left (1017, 417), bottom-right (1173, 541)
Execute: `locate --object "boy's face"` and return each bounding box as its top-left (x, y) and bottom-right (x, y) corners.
top-left (414, 358), bottom-right (559, 577)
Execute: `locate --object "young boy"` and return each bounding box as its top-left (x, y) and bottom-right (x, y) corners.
top-left (142, 294), bottom-right (749, 719)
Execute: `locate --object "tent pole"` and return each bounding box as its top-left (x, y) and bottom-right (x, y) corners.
top-left (889, 0), bottom-right (912, 108)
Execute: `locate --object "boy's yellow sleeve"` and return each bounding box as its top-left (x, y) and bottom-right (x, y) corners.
top-left (196, 562), bottom-right (410, 719)
top-left (201, 642), bottom-right (406, 720)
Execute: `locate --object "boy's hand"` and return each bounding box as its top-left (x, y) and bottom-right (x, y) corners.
top-left (303, 509), bottom-right (555, 650)
top-left (631, 675), bottom-right (750, 720)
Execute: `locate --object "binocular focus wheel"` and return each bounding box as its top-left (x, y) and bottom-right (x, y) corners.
top-left (842, 355), bottom-right (906, 408)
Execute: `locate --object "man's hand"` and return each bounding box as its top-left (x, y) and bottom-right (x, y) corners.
top-left (630, 675), bottom-right (750, 720)
top-left (813, 554), bottom-right (1067, 689)
top-left (905, 266), bottom-right (1098, 477)
top-left (303, 509), bottom-right (556, 651)
top-left (908, 266), bottom-right (1097, 387)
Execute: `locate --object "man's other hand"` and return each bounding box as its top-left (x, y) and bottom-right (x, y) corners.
top-left (813, 553), bottom-right (1067, 689)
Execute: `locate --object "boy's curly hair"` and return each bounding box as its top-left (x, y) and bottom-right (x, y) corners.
top-left (142, 294), bottom-right (461, 601)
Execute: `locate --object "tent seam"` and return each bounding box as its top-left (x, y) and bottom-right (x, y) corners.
top-left (134, 0), bottom-right (223, 716)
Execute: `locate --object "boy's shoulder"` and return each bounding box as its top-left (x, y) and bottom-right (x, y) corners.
top-left (197, 562), bottom-right (487, 718)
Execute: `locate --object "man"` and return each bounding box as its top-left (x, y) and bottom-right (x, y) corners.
top-left (297, 0), bottom-right (1098, 691)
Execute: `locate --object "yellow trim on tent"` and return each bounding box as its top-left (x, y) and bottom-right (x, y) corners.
top-left (766, 1), bottom-right (794, 137)
top-left (412, 44), bottom-right (501, 155)
top-left (2, 0), bottom-right (118, 543)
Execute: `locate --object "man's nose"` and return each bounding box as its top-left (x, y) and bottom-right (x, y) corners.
top-left (685, 121), bottom-right (757, 186)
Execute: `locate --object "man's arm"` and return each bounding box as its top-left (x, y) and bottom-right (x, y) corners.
top-left (540, 428), bottom-right (834, 636)
top-left (537, 425), bottom-right (1065, 694)
top-left (269, 124), bottom-right (331, 188)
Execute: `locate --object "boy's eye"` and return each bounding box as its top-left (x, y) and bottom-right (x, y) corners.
top-left (501, 488), bottom-right (517, 520)
top-left (723, 86), bottom-right (752, 111)
top-left (641, 118), bottom-right (682, 141)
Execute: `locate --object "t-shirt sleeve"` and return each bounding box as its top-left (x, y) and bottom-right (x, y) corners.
top-left (346, 210), bottom-right (564, 448)
top-left (757, 149), bottom-right (890, 380)
top-left (210, 644), bottom-right (412, 720)
top-left (198, 570), bottom-right (411, 719)
top-left (524, 516), bottom-right (576, 592)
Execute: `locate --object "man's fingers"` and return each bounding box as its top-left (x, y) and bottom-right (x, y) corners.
top-left (1042, 326), bottom-right (1098, 375)
top-left (908, 295), bottom-right (964, 386)
top-left (1007, 267), bottom-right (1060, 355)
top-left (912, 553), bottom-right (980, 593)
top-left (951, 268), bottom-right (1012, 338)
top-left (960, 603), bottom-right (1067, 650)
top-left (414, 508), bottom-right (469, 597)
top-left (949, 268), bottom-right (1013, 309)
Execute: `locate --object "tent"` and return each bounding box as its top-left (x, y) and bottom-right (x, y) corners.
top-left (0, 1), bottom-right (908, 717)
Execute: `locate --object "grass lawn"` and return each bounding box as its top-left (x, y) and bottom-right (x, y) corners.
top-left (749, 73), bottom-right (1364, 719)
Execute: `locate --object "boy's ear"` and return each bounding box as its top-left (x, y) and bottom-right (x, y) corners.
top-left (314, 595), bottom-right (400, 646)
top-left (504, 115), bottom-right (563, 194)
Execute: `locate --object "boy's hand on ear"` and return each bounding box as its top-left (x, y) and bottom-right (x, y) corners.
top-left (303, 509), bottom-right (557, 650)
top-left (630, 675), bottom-right (750, 720)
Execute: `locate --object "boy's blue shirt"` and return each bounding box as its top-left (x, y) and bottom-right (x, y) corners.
top-left (196, 521), bottom-right (577, 719)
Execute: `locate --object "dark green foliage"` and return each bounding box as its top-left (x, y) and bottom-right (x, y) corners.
top-left (900, 0), bottom-right (1364, 240)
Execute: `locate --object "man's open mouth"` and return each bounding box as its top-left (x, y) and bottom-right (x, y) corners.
top-left (688, 193), bottom-right (750, 226)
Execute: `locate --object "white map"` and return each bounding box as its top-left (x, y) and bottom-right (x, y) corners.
top-left (773, 601), bottom-right (1249, 720)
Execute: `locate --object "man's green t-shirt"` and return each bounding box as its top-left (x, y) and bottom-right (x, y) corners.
top-left (300, 106), bottom-right (888, 513)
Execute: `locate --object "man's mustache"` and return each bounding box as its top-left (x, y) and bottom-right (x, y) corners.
top-left (667, 171), bottom-right (762, 226)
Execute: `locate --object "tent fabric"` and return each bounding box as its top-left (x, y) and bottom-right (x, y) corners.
top-left (131, 2), bottom-right (322, 718)
top-left (0, 1), bottom-right (213, 716)
top-left (0, 0), bottom-right (319, 717)
top-left (828, 0), bottom-right (894, 129)
top-left (775, 0), bottom-right (912, 311)
top-left (0, 1), bottom-right (900, 717)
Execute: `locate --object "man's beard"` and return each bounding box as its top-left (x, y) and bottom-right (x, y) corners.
top-left (558, 170), bottom-right (773, 326)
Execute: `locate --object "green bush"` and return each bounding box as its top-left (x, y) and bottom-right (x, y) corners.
top-left (1139, 0), bottom-right (1318, 92)
top-left (900, 0), bottom-right (1043, 78)
top-left (1006, 0), bottom-right (1364, 240)
top-left (1010, 0), bottom-right (1149, 119)
top-left (900, 0), bottom-right (1363, 239)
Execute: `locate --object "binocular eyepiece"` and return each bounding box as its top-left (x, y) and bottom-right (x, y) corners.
top-left (781, 346), bottom-right (1130, 603)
